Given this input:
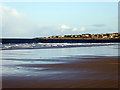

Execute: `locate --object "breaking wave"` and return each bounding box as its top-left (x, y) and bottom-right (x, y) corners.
top-left (1, 43), bottom-right (119, 50)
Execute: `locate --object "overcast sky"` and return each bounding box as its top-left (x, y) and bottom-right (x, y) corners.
top-left (1, 2), bottom-right (118, 38)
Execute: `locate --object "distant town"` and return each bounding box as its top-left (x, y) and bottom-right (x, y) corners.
top-left (34, 33), bottom-right (120, 40)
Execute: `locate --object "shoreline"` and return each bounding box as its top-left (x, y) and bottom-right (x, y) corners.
top-left (2, 55), bottom-right (119, 88)
top-left (2, 39), bottom-right (120, 44)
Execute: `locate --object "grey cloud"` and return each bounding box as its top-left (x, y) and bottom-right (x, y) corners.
top-left (92, 24), bottom-right (106, 27)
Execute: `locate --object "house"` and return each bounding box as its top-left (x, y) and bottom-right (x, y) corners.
top-left (55, 35), bottom-right (63, 38)
top-left (47, 33), bottom-right (119, 39)
top-left (73, 35), bottom-right (78, 38)
top-left (91, 34), bottom-right (98, 38)
top-left (101, 34), bottom-right (109, 38)
top-left (97, 34), bottom-right (103, 38)
top-left (77, 35), bottom-right (82, 38)
top-left (82, 34), bottom-right (89, 38)
top-left (91, 34), bottom-right (95, 38)
top-left (64, 35), bottom-right (72, 38)
top-left (51, 36), bottom-right (57, 38)
top-left (84, 34), bottom-right (91, 38)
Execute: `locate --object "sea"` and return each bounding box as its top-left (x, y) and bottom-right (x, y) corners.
top-left (1, 42), bottom-right (120, 88)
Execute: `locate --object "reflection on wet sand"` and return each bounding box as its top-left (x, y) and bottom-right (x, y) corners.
top-left (2, 55), bottom-right (118, 88)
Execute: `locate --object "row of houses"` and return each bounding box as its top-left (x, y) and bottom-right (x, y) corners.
top-left (47, 33), bottom-right (120, 39)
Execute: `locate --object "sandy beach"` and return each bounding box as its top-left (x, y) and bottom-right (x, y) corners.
top-left (2, 55), bottom-right (119, 88)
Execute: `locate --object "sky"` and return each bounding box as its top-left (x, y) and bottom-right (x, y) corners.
top-left (0, 2), bottom-right (118, 38)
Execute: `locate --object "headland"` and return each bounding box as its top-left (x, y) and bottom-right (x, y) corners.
top-left (1, 33), bottom-right (120, 44)
top-left (34, 33), bottom-right (120, 40)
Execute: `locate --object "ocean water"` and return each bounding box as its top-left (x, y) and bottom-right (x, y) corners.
top-left (1, 43), bottom-right (119, 82)
top-left (1, 43), bottom-right (119, 50)
top-left (1, 43), bottom-right (119, 58)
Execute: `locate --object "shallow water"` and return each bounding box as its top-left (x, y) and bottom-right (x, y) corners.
top-left (2, 43), bottom-right (119, 60)
top-left (1, 43), bottom-right (119, 88)
top-left (1, 43), bottom-right (119, 76)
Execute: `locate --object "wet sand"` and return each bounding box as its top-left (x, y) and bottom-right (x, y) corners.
top-left (2, 56), bottom-right (119, 88)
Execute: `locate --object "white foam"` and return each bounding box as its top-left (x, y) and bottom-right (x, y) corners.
top-left (1, 43), bottom-right (119, 50)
